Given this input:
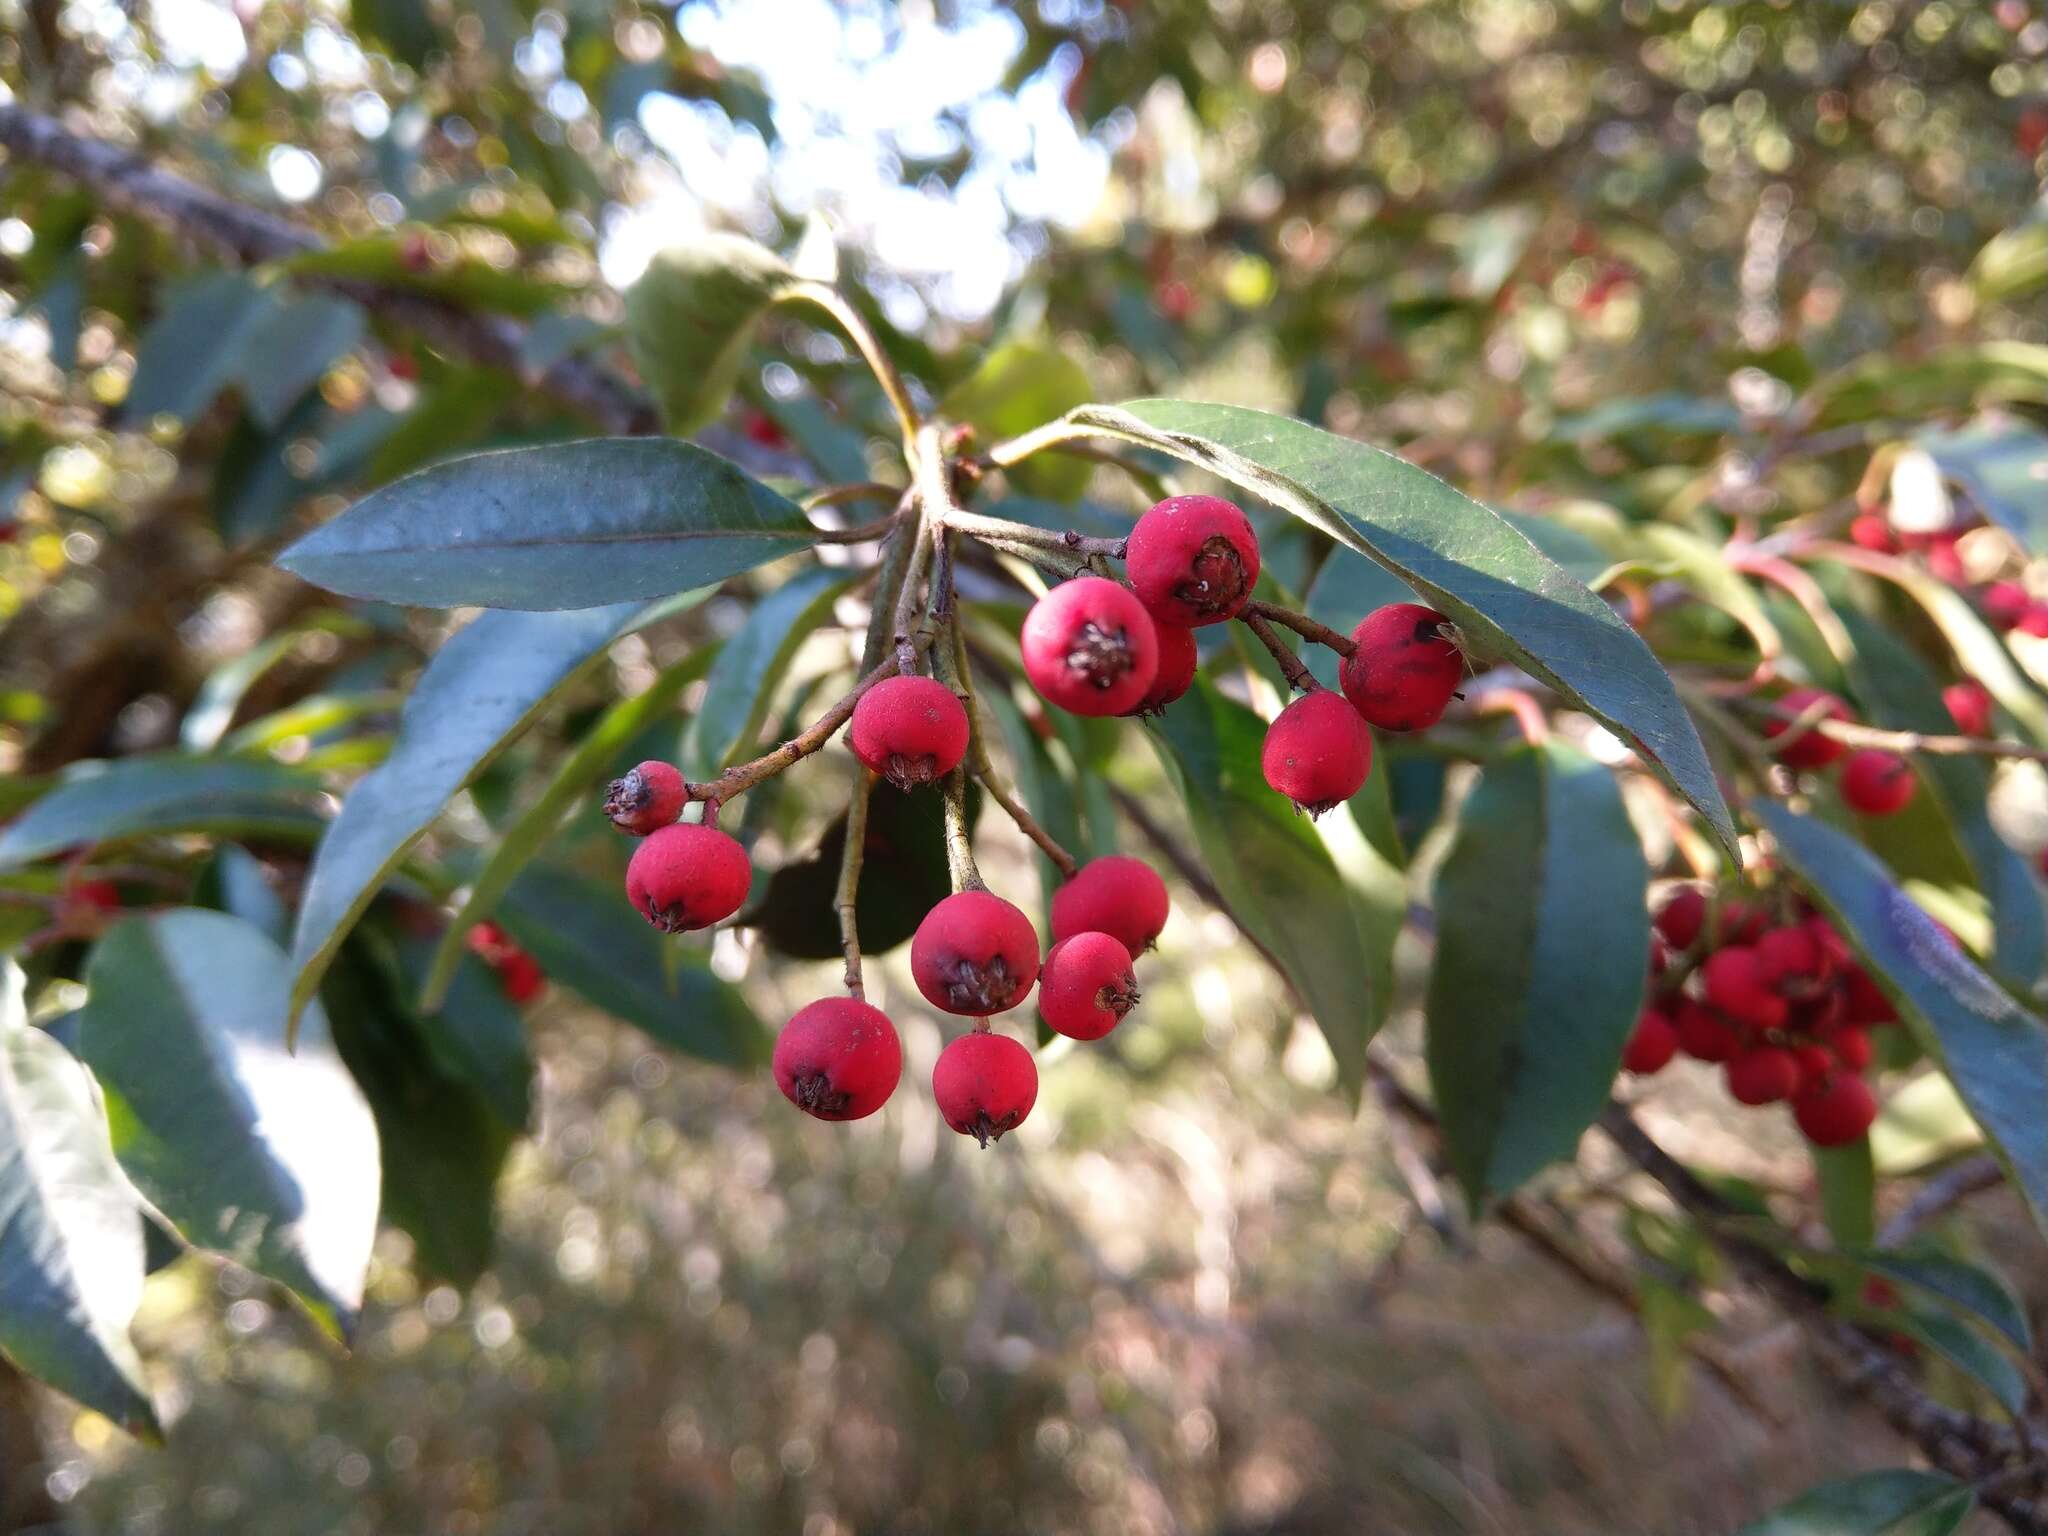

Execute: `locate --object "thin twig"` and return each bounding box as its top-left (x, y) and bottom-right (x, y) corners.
top-left (976, 771), bottom-right (1080, 879)
top-left (940, 505), bottom-right (1128, 560)
top-left (836, 768), bottom-right (876, 1000)
top-left (1240, 611), bottom-right (1319, 693)
top-left (686, 656), bottom-right (899, 805)
top-left (1742, 699), bottom-right (2048, 765)
top-left (1242, 599), bottom-right (1358, 658)
top-left (940, 768), bottom-right (983, 892)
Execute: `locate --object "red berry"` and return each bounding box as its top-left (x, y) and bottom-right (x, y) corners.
top-left (1129, 623), bottom-right (1198, 716)
top-left (1654, 887), bottom-right (1707, 950)
top-left (1675, 1000), bottom-right (1743, 1062)
top-left (1793, 1073), bottom-right (1879, 1146)
top-left (911, 889), bottom-right (1041, 1016)
top-left (1622, 1009), bottom-right (1679, 1074)
top-left (1763, 687), bottom-right (1853, 769)
top-left (1848, 513), bottom-right (1899, 553)
top-left (1340, 602), bottom-right (1464, 732)
top-left (1021, 577), bottom-right (1160, 716)
top-left (773, 997), bottom-right (903, 1121)
top-left (1792, 1043), bottom-right (1835, 1091)
top-left (1823, 1022), bottom-right (1874, 1072)
top-left (848, 675), bottom-right (970, 792)
top-left (2021, 603), bottom-right (2048, 638)
top-left (1981, 581), bottom-right (2030, 630)
top-left (1701, 947), bottom-right (1789, 1031)
top-left (742, 409), bottom-right (788, 449)
top-left (1924, 533), bottom-right (1967, 587)
top-left (1051, 855), bottom-right (1170, 954)
top-left (604, 760), bottom-right (686, 836)
top-left (1124, 494), bottom-right (1260, 627)
top-left (466, 920), bottom-right (512, 961)
top-left (1841, 749), bottom-right (1917, 817)
top-left (1944, 680), bottom-right (1995, 738)
top-left (624, 822), bottom-right (751, 933)
top-left (67, 878), bottom-right (121, 914)
top-left (1726, 1045), bottom-right (1802, 1105)
top-left (1755, 924), bottom-right (1826, 994)
top-left (1718, 899), bottom-right (1771, 946)
top-left (495, 949), bottom-right (546, 1004)
top-left (1261, 690), bottom-right (1374, 816)
top-left (1038, 932), bottom-right (1140, 1041)
top-left (1841, 963), bottom-right (1898, 1026)
top-left (932, 1030), bottom-right (1038, 1146)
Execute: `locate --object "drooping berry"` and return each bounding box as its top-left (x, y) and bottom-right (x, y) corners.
top-left (1339, 603), bottom-right (1464, 732)
top-left (1793, 1073), bottom-right (1879, 1146)
top-left (1653, 887), bottom-right (1707, 950)
top-left (1124, 494), bottom-right (1260, 627)
top-left (1261, 690), bottom-right (1373, 816)
top-left (1726, 1045), bottom-right (1802, 1105)
top-left (1980, 580), bottom-right (2030, 630)
top-left (1841, 749), bottom-right (1918, 817)
top-left (932, 1030), bottom-right (1039, 1146)
top-left (773, 997), bottom-right (903, 1121)
top-left (1021, 577), bottom-right (1161, 717)
top-left (848, 675), bottom-right (970, 792)
top-left (1674, 1000), bottom-right (1742, 1062)
top-left (1038, 932), bottom-right (1140, 1041)
top-left (1128, 622), bottom-right (1199, 716)
top-left (1944, 680), bottom-right (1995, 738)
top-left (1621, 1009), bottom-right (1679, 1075)
top-left (1051, 856), bottom-right (1171, 955)
top-left (911, 889), bottom-right (1041, 1016)
top-left (1762, 686), bottom-right (1853, 770)
top-left (604, 760), bottom-right (686, 835)
top-left (1701, 946), bottom-right (1788, 1031)
top-left (625, 822), bottom-right (751, 933)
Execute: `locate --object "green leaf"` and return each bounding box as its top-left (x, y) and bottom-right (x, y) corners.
top-left (681, 564), bottom-right (853, 778)
top-left (1893, 1305), bottom-right (2028, 1415)
top-left (1069, 401), bottom-right (1737, 863)
top-left (1811, 342), bottom-right (2048, 428)
top-left (80, 911), bottom-right (380, 1335)
top-left (0, 755), bottom-right (326, 871)
top-left (1754, 802), bottom-right (2048, 1238)
top-left (1852, 1248), bottom-right (2031, 1354)
top-left (192, 844), bottom-right (291, 946)
top-left (277, 438), bottom-right (816, 611)
top-left (122, 272), bottom-right (277, 425)
top-left (235, 294), bottom-right (366, 431)
top-left (1915, 415), bottom-right (2048, 554)
top-left (1814, 1140), bottom-right (1876, 1248)
top-left (181, 613), bottom-right (368, 752)
top-left (1633, 524), bottom-right (1782, 672)
top-left (1738, 1471), bottom-right (1974, 1536)
top-left (624, 234), bottom-right (794, 434)
top-left (0, 963), bottom-right (156, 1435)
top-left (288, 604), bottom-right (645, 1031)
top-left (1969, 217), bottom-right (2048, 305)
top-left (944, 341), bottom-right (1095, 501)
top-left (395, 937), bottom-right (532, 1131)
top-left (1426, 740), bottom-right (1648, 1205)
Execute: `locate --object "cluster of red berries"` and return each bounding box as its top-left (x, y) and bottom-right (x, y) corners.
top-left (1761, 685), bottom-right (1918, 818)
top-left (465, 921), bottom-right (546, 1004)
top-left (1622, 886), bottom-right (1894, 1146)
top-left (1849, 507), bottom-right (2048, 636)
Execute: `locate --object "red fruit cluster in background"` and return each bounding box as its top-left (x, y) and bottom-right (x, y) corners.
top-left (1622, 886), bottom-right (1891, 1147)
top-left (467, 920), bottom-right (546, 1004)
top-left (1850, 505), bottom-right (2048, 637)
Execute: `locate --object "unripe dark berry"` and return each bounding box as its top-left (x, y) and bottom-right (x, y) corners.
top-left (773, 997), bottom-right (902, 1121)
top-left (604, 759), bottom-right (686, 835)
top-left (932, 1030), bottom-right (1038, 1146)
top-left (1051, 856), bottom-right (1170, 955)
top-left (1038, 932), bottom-right (1140, 1040)
top-left (1261, 690), bottom-right (1373, 816)
top-left (1653, 886), bottom-right (1707, 950)
top-left (625, 822), bottom-right (751, 933)
top-left (1700, 946), bottom-right (1788, 1031)
top-left (1128, 622), bottom-right (1198, 716)
top-left (1793, 1072), bottom-right (1879, 1146)
top-left (1726, 1045), bottom-right (1801, 1105)
top-left (1621, 1008), bottom-right (1678, 1075)
top-left (1944, 680), bottom-right (1994, 738)
top-left (848, 675), bottom-right (970, 792)
top-left (1674, 1000), bottom-right (1741, 1062)
top-left (1763, 686), bottom-right (1853, 770)
top-left (1840, 749), bottom-right (1917, 817)
top-left (1124, 494), bottom-right (1260, 627)
top-left (1339, 603), bottom-right (1464, 732)
top-left (1021, 577), bottom-right (1160, 716)
top-left (911, 889), bottom-right (1041, 1016)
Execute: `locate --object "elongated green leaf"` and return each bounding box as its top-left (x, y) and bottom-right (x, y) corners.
top-left (1895, 1305), bottom-right (2027, 1415)
top-left (80, 911), bottom-right (380, 1335)
top-left (1426, 740), bottom-right (1648, 1204)
top-left (1852, 1249), bottom-right (2031, 1354)
top-left (1755, 802), bottom-right (2048, 1237)
top-left (1814, 1141), bottom-right (1876, 1248)
top-left (0, 964), bottom-right (156, 1434)
top-left (682, 565), bottom-right (852, 778)
top-left (122, 272), bottom-right (278, 425)
top-left (277, 439), bottom-right (815, 610)
top-left (1971, 218), bottom-right (2048, 304)
top-left (0, 756), bottom-right (326, 871)
top-left (945, 341), bottom-right (1094, 501)
top-left (1916, 415), bottom-right (2048, 553)
top-left (1068, 401), bottom-right (1736, 862)
top-left (1738, 1470), bottom-right (1974, 1536)
top-left (625, 234), bottom-right (793, 434)
top-left (1634, 524), bottom-right (1782, 670)
top-left (236, 294), bottom-right (366, 431)
top-left (288, 604), bottom-right (644, 1029)
top-left (181, 613), bottom-right (368, 751)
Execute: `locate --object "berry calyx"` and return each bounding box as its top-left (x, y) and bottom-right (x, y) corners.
top-left (1051, 856), bottom-right (1170, 955)
top-left (1944, 680), bottom-right (1994, 738)
top-left (625, 822), bottom-right (752, 933)
top-left (1840, 749), bottom-right (1917, 818)
top-left (1793, 1072), bottom-right (1879, 1146)
top-left (1128, 622), bottom-right (1199, 716)
top-left (1653, 886), bottom-right (1707, 950)
top-left (911, 889), bottom-right (1041, 1016)
top-left (1021, 576), bottom-right (1161, 717)
top-left (848, 675), bottom-right (970, 792)
top-left (1124, 494), bottom-right (1261, 627)
top-left (773, 997), bottom-right (903, 1121)
top-left (1261, 690), bottom-right (1373, 816)
top-left (932, 1030), bottom-right (1038, 1146)
top-left (1726, 1045), bottom-right (1802, 1105)
top-left (1762, 686), bottom-right (1853, 770)
top-left (604, 760), bottom-right (686, 835)
top-left (1621, 1009), bottom-right (1678, 1074)
top-left (1339, 603), bottom-right (1464, 732)
top-left (1038, 932), bottom-right (1140, 1041)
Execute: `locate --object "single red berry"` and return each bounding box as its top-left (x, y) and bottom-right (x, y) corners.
top-left (1038, 932), bottom-right (1140, 1041)
top-left (1654, 887), bottom-right (1707, 950)
top-left (624, 822), bottom-right (751, 933)
top-left (67, 878), bottom-right (122, 914)
top-left (1924, 533), bottom-right (1967, 587)
top-left (1124, 494), bottom-right (1261, 627)
top-left (1980, 580), bottom-right (2030, 630)
top-left (911, 889), bottom-right (1041, 1016)
top-left (1793, 1072), bottom-right (1879, 1146)
top-left (605, 760), bottom-right (687, 836)
top-left (495, 949), bottom-right (546, 1004)
top-left (848, 675), bottom-right (970, 792)
top-left (2021, 603), bottom-right (2048, 638)
top-left (1021, 577), bottom-right (1161, 716)
top-left (1841, 749), bottom-right (1918, 817)
top-left (1726, 1045), bottom-right (1802, 1105)
top-left (1944, 680), bottom-right (1995, 738)
top-left (1621, 1009), bottom-right (1679, 1074)
top-left (1340, 603), bottom-right (1464, 731)
top-left (1763, 686), bottom-right (1853, 769)
top-left (1841, 963), bottom-right (1898, 1026)
top-left (773, 997), bottom-right (903, 1121)
top-left (1755, 923), bottom-right (1827, 995)
top-left (933, 1030), bottom-right (1038, 1146)
top-left (1701, 946), bottom-right (1789, 1031)
top-left (466, 920), bottom-right (512, 962)
top-left (1823, 1022), bottom-right (1874, 1072)
top-left (1675, 1000), bottom-right (1743, 1062)
top-left (1051, 856), bottom-right (1170, 955)
top-left (1129, 623), bottom-right (1199, 716)
top-left (1848, 513), bottom-right (1899, 553)
top-left (1792, 1043), bottom-right (1835, 1092)
top-left (742, 409), bottom-right (789, 449)
top-left (1261, 690), bottom-right (1374, 816)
